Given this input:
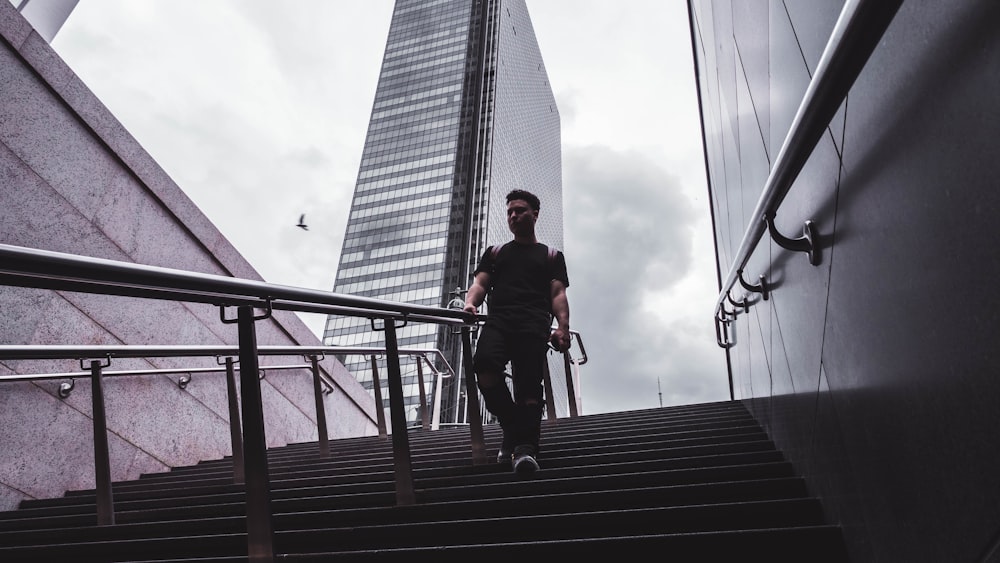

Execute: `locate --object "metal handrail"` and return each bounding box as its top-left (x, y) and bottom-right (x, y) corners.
top-left (312, 346), bottom-right (457, 433)
top-left (0, 342), bottom-right (458, 429)
top-left (0, 365), bottom-right (270, 382)
top-left (0, 242), bottom-right (477, 560)
top-left (0, 244), bottom-right (471, 325)
top-left (0, 344), bottom-right (455, 375)
top-left (568, 329), bottom-right (588, 366)
top-left (0, 242), bottom-right (586, 561)
top-left (712, 0), bottom-right (903, 347)
top-left (312, 346), bottom-right (456, 377)
top-left (0, 345), bottom-right (456, 385)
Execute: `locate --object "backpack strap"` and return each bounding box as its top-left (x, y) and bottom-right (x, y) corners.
top-left (489, 243), bottom-right (557, 262)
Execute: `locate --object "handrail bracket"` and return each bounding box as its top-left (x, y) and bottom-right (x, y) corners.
top-left (715, 310), bottom-right (734, 349)
top-left (738, 269), bottom-right (769, 301)
top-left (765, 213), bottom-right (819, 266)
top-left (371, 316), bottom-right (408, 331)
top-left (727, 292), bottom-right (749, 314)
top-left (58, 378), bottom-right (75, 398)
top-left (219, 299), bottom-right (273, 324)
top-left (79, 356), bottom-right (112, 371)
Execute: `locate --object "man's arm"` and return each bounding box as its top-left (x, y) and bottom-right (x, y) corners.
top-left (464, 271), bottom-right (491, 316)
top-left (549, 279), bottom-right (571, 351)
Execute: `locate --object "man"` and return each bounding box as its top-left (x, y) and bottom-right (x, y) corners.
top-left (464, 189), bottom-right (571, 474)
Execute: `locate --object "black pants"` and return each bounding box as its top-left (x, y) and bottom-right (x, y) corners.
top-left (472, 325), bottom-right (547, 450)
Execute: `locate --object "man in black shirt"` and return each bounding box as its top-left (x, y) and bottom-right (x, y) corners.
top-left (464, 189), bottom-right (571, 474)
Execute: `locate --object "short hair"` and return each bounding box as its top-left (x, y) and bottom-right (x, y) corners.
top-left (506, 189), bottom-right (540, 212)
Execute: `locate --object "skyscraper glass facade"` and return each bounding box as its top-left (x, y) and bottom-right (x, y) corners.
top-left (324, 0), bottom-right (561, 425)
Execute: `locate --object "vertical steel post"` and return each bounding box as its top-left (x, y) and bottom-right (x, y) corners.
top-left (563, 351), bottom-right (579, 418)
top-left (224, 357), bottom-right (245, 484)
top-left (237, 306), bottom-right (274, 562)
top-left (431, 357), bottom-right (444, 431)
top-left (415, 357), bottom-right (429, 430)
top-left (541, 355), bottom-right (557, 421)
top-left (369, 355), bottom-right (387, 439)
top-left (309, 355), bottom-right (330, 458)
top-left (460, 326), bottom-right (487, 465)
top-left (89, 359), bottom-right (114, 526)
top-left (382, 319), bottom-right (415, 505)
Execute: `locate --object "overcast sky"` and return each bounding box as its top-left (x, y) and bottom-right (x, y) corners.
top-left (51, 0), bottom-right (730, 415)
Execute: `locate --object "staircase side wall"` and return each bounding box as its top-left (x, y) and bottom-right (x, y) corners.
top-left (691, 1), bottom-right (1000, 561)
top-left (0, 3), bottom-right (377, 511)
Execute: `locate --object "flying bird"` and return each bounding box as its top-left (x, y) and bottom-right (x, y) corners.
top-left (296, 214), bottom-right (309, 230)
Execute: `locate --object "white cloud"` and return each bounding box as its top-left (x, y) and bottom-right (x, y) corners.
top-left (561, 146), bottom-right (727, 412)
top-left (51, 0), bottom-right (731, 413)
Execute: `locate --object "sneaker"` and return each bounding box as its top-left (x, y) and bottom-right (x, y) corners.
top-left (511, 445), bottom-right (539, 475)
top-left (497, 431), bottom-right (513, 466)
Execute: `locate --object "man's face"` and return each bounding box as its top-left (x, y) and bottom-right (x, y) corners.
top-left (507, 199), bottom-right (538, 234)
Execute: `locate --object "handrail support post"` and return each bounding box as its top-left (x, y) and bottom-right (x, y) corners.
top-left (461, 326), bottom-right (487, 465)
top-left (415, 357), bottom-right (429, 431)
top-left (223, 357), bottom-right (245, 484)
top-left (370, 355), bottom-right (387, 439)
top-left (541, 357), bottom-right (557, 421)
top-left (236, 306), bottom-right (274, 562)
top-left (309, 355), bottom-right (330, 458)
top-left (89, 359), bottom-right (114, 526)
top-left (562, 351), bottom-right (579, 418)
top-left (382, 318), bottom-right (416, 505)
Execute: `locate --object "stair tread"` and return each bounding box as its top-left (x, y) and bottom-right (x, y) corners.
top-left (0, 401), bottom-right (848, 561)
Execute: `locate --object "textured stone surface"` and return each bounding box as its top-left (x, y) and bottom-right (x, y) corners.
top-left (99, 373), bottom-right (234, 468)
top-left (0, 380), bottom-right (170, 500)
top-left (1, 53), bottom-right (121, 226)
top-left (0, 480), bottom-right (28, 513)
top-left (0, 287), bottom-right (57, 348)
top-left (0, 6), bottom-right (376, 506)
top-left (0, 1), bottom-right (32, 50)
top-left (325, 385), bottom-right (378, 439)
top-left (0, 140), bottom-right (122, 257)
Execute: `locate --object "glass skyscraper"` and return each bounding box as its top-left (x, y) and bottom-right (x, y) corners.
top-left (323, 0), bottom-right (562, 426)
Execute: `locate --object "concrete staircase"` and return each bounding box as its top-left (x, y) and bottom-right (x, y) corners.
top-left (0, 400), bottom-right (850, 561)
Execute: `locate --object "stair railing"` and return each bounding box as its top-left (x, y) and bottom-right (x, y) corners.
top-left (466, 324), bottom-right (591, 425)
top-left (0, 243), bottom-right (589, 560)
top-left (538, 329), bottom-right (589, 420)
top-left (0, 242), bottom-right (474, 563)
top-left (0, 355), bottom-right (313, 490)
top-left (0, 361), bottom-right (308, 394)
top-left (0, 343), bottom-right (453, 481)
top-left (708, 0), bottom-right (903, 398)
top-left (330, 347), bottom-right (455, 434)
top-left (562, 329), bottom-right (588, 418)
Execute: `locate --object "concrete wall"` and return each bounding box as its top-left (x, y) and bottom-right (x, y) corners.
top-left (0, 2), bottom-right (377, 511)
top-left (691, 1), bottom-right (1000, 561)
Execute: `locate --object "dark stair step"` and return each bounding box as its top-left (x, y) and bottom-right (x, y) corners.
top-left (1, 457), bottom-right (797, 528)
top-left (0, 401), bottom-right (848, 562)
top-left (159, 420), bottom-right (766, 477)
top-left (37, 449), bottom-right (786, 509)
top-left (0, 474), bottom-right (810, 534)
top-left (0, 498), bottom-right (831, 561)
top-left (134, 526), bottom-right (849, 563)
top-left (29, 436), bottom-right (780, 511)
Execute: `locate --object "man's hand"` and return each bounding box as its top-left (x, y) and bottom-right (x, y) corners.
top-left (463, 272), bottom-right (489, 322)
top-left (549, 328), bottom-right (571, 352)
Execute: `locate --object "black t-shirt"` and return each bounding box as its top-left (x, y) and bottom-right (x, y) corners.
top-left (473, 242), bottom-right (569, 337)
